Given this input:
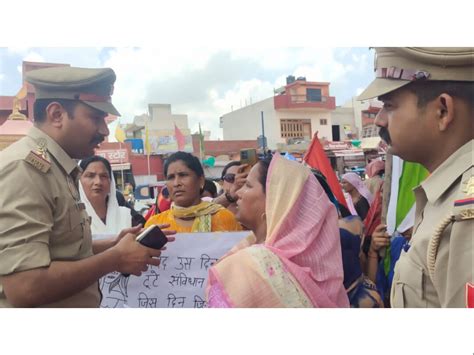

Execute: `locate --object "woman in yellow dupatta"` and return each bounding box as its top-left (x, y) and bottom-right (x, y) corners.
top-left (145, 152), bottom-right (241, 233)
top-left (206, 154), bottom-right (349, 307)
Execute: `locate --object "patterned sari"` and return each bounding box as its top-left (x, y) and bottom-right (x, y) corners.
top-left (206, 154), bottom-right (349, 307)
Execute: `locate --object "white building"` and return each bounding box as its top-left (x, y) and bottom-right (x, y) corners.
top-left (331, 106), bottom-right (359, 140)
top-left (340, 97), bottom-right (383, 138)
top-left (221, 77), bottom-right (336, 150)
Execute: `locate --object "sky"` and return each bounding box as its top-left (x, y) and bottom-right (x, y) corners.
top-left (1, 1), bottom-right (469, 141)
top-left (0, 46), bottom-right (375, 139)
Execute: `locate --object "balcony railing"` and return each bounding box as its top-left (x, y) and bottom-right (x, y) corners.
top-left (274, 94), bottom-right (336, 110)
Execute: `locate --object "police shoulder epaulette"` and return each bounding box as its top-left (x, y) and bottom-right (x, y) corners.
top-left (453, 167), bottom-right (474, 221)
top-left (24, 137), bottom-right (51, 173)
top-left (427, 166), bottom-right (473, 282)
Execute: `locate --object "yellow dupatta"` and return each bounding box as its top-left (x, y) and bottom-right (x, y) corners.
top-left (171, 201), bottom-right (224, 232)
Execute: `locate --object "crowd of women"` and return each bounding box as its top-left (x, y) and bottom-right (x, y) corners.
top-left (77, 151), bottom-right (412, 308)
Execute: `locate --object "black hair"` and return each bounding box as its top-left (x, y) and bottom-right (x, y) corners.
top-left (257, 157), bottom-right (272, 194)
top-left (221, 161), bottom-right (240, 179)
top-left (164, 151), bottom-right (204, 178)
top-left (79, 155), bottom-right (112, 177)
top-left (202, 179), bottom-right (217, 198)
top-left (33, 98), bottom-right (80, 123)
top-left (405, 81), bottom-right (474, 110)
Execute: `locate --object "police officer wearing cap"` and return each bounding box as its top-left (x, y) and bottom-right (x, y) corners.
top-left (0, 66), bottom-right (174, 307)
top-left (358, 48), bottom-right (473, 307)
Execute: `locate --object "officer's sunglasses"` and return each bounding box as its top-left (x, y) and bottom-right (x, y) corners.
top-left (222, 173), bottom-right (236, 183)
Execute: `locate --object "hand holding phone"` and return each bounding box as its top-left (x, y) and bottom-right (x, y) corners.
top-left (240, 149), bottom-right (258, 172)
top-left (121, 225), bottom-right (169, 277)
top-left (135, 225), bottom-right (168, 250)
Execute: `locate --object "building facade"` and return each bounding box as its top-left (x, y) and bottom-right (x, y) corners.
top-left (124, 103), bottom-right (193, 153)
top-left (221, 76), bottom-right (336, 150)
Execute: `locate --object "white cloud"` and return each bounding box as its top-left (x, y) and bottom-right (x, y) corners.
top-left (356, 87), bottom-right (365, 95)
top-left (0, 73), bottom-right (4, 81)
top-left (101, 47), bottom-right (363, 140)
top-left (0, 46), bottom-right (373, 140)
top-left (16, 51), bottom-right (46, 73)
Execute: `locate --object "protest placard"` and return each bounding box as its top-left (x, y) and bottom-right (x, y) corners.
top-left (96, 231), bottom-right (248, 308)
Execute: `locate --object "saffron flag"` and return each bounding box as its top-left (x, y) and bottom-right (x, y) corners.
top-left (16, 83), bottom-right (28, 99)
top-left (145, 123), bottom-right (151, 155)
top-left (303, 132), bottom-right (347, 208)
top-left (175, 124), bottom-right (186, 151)
top-left (115, 123), bottom-right (126, 143)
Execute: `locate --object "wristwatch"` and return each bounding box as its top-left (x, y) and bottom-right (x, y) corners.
top-left (225, 192), bottom-right (238, 203)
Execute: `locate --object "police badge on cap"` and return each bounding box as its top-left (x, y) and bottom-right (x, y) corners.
top-left (358, 47), bottom-right (474, 101)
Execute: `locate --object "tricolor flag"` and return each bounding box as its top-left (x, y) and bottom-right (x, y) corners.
top-left (383, 156), bottom-right (429, 275)
top-left (386, 157), bottom-right (429, 234)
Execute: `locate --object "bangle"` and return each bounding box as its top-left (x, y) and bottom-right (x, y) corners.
top-left (225, 192), bottom-right (238, 203)
top-left (368, 253), bottom-right (379, 259)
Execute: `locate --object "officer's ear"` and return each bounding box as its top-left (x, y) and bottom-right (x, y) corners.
top-left (45, 102), bottom-right (66, 128)
top-left (435, 94), bottom-right (455, 132)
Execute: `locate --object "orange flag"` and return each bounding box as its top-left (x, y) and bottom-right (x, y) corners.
top-left (303, 132), bottom-right (348, 208)
top-left (174, 124), bottom-right (186, 151)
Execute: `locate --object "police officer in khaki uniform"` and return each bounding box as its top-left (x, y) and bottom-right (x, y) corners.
top-left (358, 47), bottom-right (473, 307)
top-left (0, 66), bottom-right (174, 307)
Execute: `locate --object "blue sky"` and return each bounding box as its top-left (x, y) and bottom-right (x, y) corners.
top-left (0, 47), bottom-right (375, 139)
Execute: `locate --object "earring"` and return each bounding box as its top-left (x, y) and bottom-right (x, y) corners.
top-left (260, 212), bottom-right (266, 221)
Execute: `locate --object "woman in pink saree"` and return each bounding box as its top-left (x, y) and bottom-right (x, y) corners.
top-left (206, 154), bottom-right (349, 307)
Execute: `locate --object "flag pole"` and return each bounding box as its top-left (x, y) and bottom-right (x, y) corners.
top-left (120, 140), bottom-right (125, 191)
top-left (146, 110), bottom-right (151, 178)
top-left (199, 122), bottom-right (203, 162)
top-left (115, 118), bottom-right (125, 192)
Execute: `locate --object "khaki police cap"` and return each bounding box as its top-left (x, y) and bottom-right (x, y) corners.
top-left (25, 66), bottom-right (121, 116)
top-left (358, 47), bottom-right (474, 101)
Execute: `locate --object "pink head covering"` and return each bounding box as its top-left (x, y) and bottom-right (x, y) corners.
top-left (264, 155), bottom-right (349, 307)
top-left (366, 160), bottom-right (385, 178)
top-left (207, 154), bottom-right (349, 308)
top-left (342, 172), bottom-right (374, 204)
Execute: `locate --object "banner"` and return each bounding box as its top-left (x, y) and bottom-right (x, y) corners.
top-left (148, 128), bottom-right (193, 154)
top-left (96, 232), bottom-right (248, 308)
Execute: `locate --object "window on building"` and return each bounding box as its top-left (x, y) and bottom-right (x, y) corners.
top-left (362, 124), bottom-right (380, 138)
top-left (280, 119), bottom-right (311, 140)
top-left (306, 88), bottom-right (322, 102)
top-left (320, 119), bottom-right (327, 125)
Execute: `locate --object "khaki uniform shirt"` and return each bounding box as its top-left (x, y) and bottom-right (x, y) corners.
top-left (391, 140), bottom-right (473, 307)
top-left (0, 126), bottom-right (100, 307)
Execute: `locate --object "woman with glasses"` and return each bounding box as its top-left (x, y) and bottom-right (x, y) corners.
top-left (219, 161), bottom-right (242, 215)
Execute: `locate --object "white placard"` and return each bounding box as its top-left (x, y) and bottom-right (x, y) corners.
top-left (97, 232), bottom-right (248, 308)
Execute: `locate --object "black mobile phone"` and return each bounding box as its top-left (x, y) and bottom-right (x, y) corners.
top-left (121, 225), bottom-right (168, 277)
top-left (240, 148), bottom-right (258, 172)
top-left (136, 225), bottom-right (168, 250)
